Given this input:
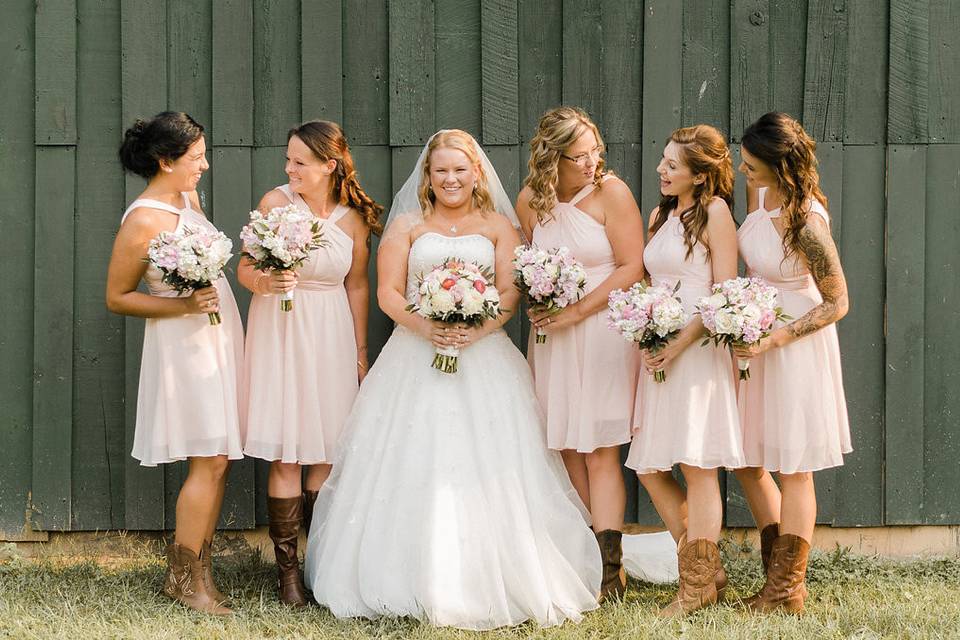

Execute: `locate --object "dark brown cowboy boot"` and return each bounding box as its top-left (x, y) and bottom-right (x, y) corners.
top-left (268, 496), bottom-right (308, 607)
top-left (302, 490), bottom-right (319, 538)
top-left (200, 540), bottom-right (229, 606)
top-left (746, 533), bottom-right (810, 614)
top-left (162, 543), bottom-right (232, 615)
top-left (595, 529), bottom-right (627, 602)
top-left (659, 538), bottom-right (722, 617)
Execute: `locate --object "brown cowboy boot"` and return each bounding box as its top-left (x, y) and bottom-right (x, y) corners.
top-left (746, 533), bottom-right (810, 614)
top-left (758, 522), bottom-right (780, 573)
top-left (302, 490), bottom-right (319, 538)
top-left (268, 496), bottom-right (308, 607)
top-left (677, 532), bottom-right (727, 600)
top-left (659, 538), bottom-right (722, 617)
top-left (595, 529), bottom-right (627, 602)
top-left (200, 540), bottom-right (229, 606)
top-left (162, 543), bottom-right (232, 615)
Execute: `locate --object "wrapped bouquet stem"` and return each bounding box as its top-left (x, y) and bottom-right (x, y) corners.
top-left (146, 223), bottom-right (234, 326)
top-left (607, 281), bottom-right (688, 383)
top-left (696, 276), bottom-right (791, 380)
top-left (406, 258), bottom-right (502, 374)
top-left (512, 244), bottom-right (587, 344)
top-left (240, 203), bottom-right (327, 312)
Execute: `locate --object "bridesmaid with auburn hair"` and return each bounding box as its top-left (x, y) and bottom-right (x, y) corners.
top-left (733, 111), bottom-right (851, 614)
top-left (106, 111), bottom-right (243, 615)
top-left (625, 124), bottom-right (745, 617)
top-left (239, 120), bottom-right (383, 606)
top-left (516, 106), bottom-right (645, 601)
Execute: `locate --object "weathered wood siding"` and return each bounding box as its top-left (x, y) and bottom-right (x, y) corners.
top-left (0, 0), bottom-right (957, 535)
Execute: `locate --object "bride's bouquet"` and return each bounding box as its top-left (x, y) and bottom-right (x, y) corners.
top-left (406, 258), bottom-right (502, 374)
top-left (239, 204), bottom-right (327, 312)
top-left (147, 223), bottom-right (234, 325)
top-left (607, 281), bottom-right (688, 382)
top-left (696, 276), bottom-right (789, 379)
top-left (512, 245), bottom-right (587, 343)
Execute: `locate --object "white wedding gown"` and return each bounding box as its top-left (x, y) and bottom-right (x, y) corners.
top-left (304, 232), bottom-right (603, 629)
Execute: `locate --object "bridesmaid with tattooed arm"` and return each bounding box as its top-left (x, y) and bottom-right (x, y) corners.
top-left (732, 112), bottom-right (851, 614)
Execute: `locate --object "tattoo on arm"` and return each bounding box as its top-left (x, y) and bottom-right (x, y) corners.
top-left (787, 219), bottom-right (849, 339)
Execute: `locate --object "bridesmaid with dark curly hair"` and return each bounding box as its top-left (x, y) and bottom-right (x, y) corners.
top-left (733, 111), bottom-right (851, 614)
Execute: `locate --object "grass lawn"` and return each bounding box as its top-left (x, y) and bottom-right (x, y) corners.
top-left (1, 537), bottom-right (958, 639)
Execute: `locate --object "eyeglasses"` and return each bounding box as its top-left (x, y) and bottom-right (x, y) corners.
top-left (560, 146), bottom-right (602, 167)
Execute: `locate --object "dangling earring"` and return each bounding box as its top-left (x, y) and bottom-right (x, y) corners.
top-left (163, 167), bottom-right (173, 173)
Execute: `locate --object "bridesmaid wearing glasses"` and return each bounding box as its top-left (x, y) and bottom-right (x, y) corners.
top-left (516, 106), bottom-right (645, 601)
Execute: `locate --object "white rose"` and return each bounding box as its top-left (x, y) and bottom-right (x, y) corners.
top-left (461, 290), bottom-right (484, 316)
top-left (431, 290), bottom-right (456, 314)
top-left (713, 308), bottom-right (742, 336)
top-left (704, 293), bottom-right (727, 310)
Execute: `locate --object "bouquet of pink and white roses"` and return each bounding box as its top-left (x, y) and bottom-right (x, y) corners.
top-left (512, 245), bottom-right (587, 343)
top-left (240, 204), bottom-right (327, 312)
top-left (406, 258), bottom-right (502, 373)
top-left (607, 281), bottom-right (688, 382)
top-left (147, 223), bottom-right (234, 325)
top-left (695, 276), bottom-right (789, 379)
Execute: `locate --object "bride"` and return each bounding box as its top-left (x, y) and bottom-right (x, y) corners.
top-left (303, 129), bottom-right (602, 629)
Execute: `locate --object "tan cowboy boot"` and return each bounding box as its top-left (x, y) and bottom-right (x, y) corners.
top-left (758, 522), bottom-right (780, 574)
top-left (200, 540), bottom-right (229, 606)
top-left (268, 496), bottom-right (308, 607)
top-left (162, 543), bottom-right (232, 615)
top-left (746, 533), bottom-right (810, 614)
top-left (659, 538), bottom-right (723, 617)
top-left (595, 529), bottom-right (627, 602)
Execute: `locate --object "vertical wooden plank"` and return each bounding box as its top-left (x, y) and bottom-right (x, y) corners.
top-left (731, 0), bottom-right (770, 140)
top-left (121, 0), bottom-right (167, 530)
top-left (928, 0), bottom-right (960, 143)
top-left (212, 0), bottom-right (254, 145)
top-left (389, 0), bottom-right (435, 145)
top-left (72, 0), bottom-right (126, 531)
top-left (35, 0), bottom-right (76, 144)
top-left (887, 0), bottom-right (929, 143)
top-left (602, 0), bottom-right (643, 143)
top-left (833, 145), bottom-right (886, 526)
top-left (211, 146), bottom-right (256, 529)
top-left (802, 0), bottom-right (848, 142)
top-left (884, 145), bottom-right (926, 524)
top-left (485, 145), bottom-right (523, 348)
top-left (32, 146), bottom-right (76, 531)
top-left (481, 0), bottom-right (519, 145)
top-left (343, 0), bottom-right (389, 144)
top-left (435, 0), bottom-right (481, 137)
top-left (251, 146), bottom-right (288, 206)
top-left (921, 144), bottom-right (960, 523)
top-left (253, 0), bottom-right (300, 145)
top-left (681, 0), bottom-right (730, 136)
top-left (561, 0), bottom-right (603, 127)
top-left (517, 0), bottom-right (562, 142)
top-left (301, 0), bottom-right (342, 123)
top-left (811, 143), bottom-right (843, 525)
top-left (168, 0), bottom-right (213, 215)
top-left (351, 145), bottom-right (392, 363)
top-left (640, 1), bottom-right (683, 216)
top-left (768, 0), bottom-right (807, 122)
top-left (0, 0), bottom-right (36, 536)
top-left (843, 0), bottom-right (888, 143)
top-left (605, 143), bottom-right (643, 203)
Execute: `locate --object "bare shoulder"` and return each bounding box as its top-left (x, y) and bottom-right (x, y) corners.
top-left (121, 205), bottom-right (178, 235)
top-left (647, 205), bottom-right (660, 231)
top-left (597, 175), bottom-right (636, 204)
top-left (258, 188), bottom-right (290, 212)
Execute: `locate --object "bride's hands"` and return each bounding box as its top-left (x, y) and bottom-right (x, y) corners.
top-left (423, 320), bottom-right (468, 350)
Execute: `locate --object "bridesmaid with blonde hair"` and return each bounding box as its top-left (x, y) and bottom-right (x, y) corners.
top-left (239, 120), bottom-right (383, 606)
top-left (625, 124), bottom-right (745, 616)
top-left (107, 112), bottom-right (243, 615)
top-left (516, 106), bottom-right (645, 601)
top-left (733, 111), bottom-right (851, 614)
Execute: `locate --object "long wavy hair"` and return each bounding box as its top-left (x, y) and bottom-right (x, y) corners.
top-left (288, 120), bottom-right (384, 234)
top-left (417, 130), bottom-right (496, 218)
top-left (525, 106), bottom-right (607, 224)
top-left (650, 124), bottom-right (734, 259)
top-left (741, 112), bottom-right (828, 261)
